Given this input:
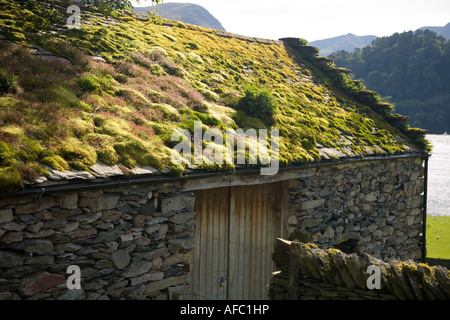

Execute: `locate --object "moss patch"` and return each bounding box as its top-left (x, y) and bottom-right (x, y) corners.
top-left (0, 166), bottom-right (23, 193)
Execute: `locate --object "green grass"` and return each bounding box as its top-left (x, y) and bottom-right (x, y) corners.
top-left (426, 216), bottom-right (450, 259)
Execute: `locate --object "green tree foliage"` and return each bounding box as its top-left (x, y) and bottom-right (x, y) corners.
top-left (236, 84), bottom-right (278, 121)
top-left (330, 30), bottom-right (450, 134)
top-left (298, 38), bottom-right (308, 46)
top-left (81, 0), bottom-right (163, 18)
top-left (0, 68), bottom-right (18, 94)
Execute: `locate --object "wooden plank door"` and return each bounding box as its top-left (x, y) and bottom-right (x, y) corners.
top-left (228, 183), bottom-right (283, 299)
top-left (191, 187), bottom-right (230, 300)
top-left (190, 182), bottom-right (284, 300)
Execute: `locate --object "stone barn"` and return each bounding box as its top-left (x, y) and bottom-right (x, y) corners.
top-left (0, 0), bottom-right (429, 300)
top-left (0, 151), bottom-right (428, 300)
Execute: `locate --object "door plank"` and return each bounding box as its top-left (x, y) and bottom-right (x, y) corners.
top-left (192, 182), bottom-right (286, 300)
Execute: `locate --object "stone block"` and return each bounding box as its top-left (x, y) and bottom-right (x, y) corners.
top-left (50, 208), bottom-right (83, 220)
top-left (327, 198), bottom-right (343, 210)
top-left (160, 193), bottom-right (195, 214)
top-left (134, 236), bottom-right (150, 247)
top-left (64, 222), bottom-right (79, 232)
top-left (132, 214), bottom-right (146, 227)
top-left (19, 272), bottom-right (66, 296)
top-left (58, 289), bottom-right (84, 300)
top-left (144, 275), bottom-right (189, 294)
top-left (2, 222), bottom-right (26, 231)
top-left (167, 211), bottom-right (195, 225)
top-left (323, 225), bottom-right (335, 239)
top-left (301, 218), bottom-right (323, 229)
top-left (123, 261), bottom-right (152, 278)
top-left (44, 219), bottom-right (67, 229)
top-left (364, 192), bottom-right (377, 202)
top-left (410, 170), bottom-right (421, 181)
top-left (25, 255), bottom-right (54, 265)
top-left (26, 221), bottom-right (44, 233)
top-left (0, 250), bottom-right (26, 268)
top-left (112, 250), bottom-right (131, 269)
top-left (101, 210), bottom-right (122, 222)
top-left (300, 199), bottom-right (325, 210)
top-left (131, 247), bottom-right (168, 261)
top-left (130, 270), bottom-right (164, 286)
top-left (0, 209), bottom-right (13, 223)
top-left (90, 163), bottom-right (124, 178)
top-left (84, 279), bottom-right (109, 291)
top-left (287, 214), bottom-right (298, 226)
top-left (138, 199), bottom-right (157, 215)
top-left (168, 237), bottom-right (195, 252)
top-left (406, 216), bottom-right (415, 226)
top-left (10, 239), bottom-right (54, 255)
top-left (0, 231), bottom-right (23, 244)
top-left (15, 197), bottom-right (57, 214)
top-left (79, 194), bottom-right (120, 212)
top-left (72, 227), bottom-right (97, 238)
top-left (57, 192), bottom-right (78, 210)
top-left (382, 225), bottom-right (395, 236)
top-left (152, 257), bottom-right (163, 270)
top-left (406, 195), bottom-right (423, 209)
top-left (382, 184), bottom-right (394, 193)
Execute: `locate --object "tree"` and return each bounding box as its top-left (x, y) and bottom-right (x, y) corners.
top-left (329, 30), bottom-right (450, 134)
top-left (237, 84), bottom-right (278, 121)
top-left (81, 0), bottom-right (163, 18)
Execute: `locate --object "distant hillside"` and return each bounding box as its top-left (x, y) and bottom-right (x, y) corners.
top-left (309, 23), bottom-right (449, 56)
top-left (309, 33), bottom-right (377, 56)
top-left (134, 3), bottom-right (226, 31)
top-left (418, 22), bottom-right (450, 39)
top-left (330, 30), bottom-right (450, 134)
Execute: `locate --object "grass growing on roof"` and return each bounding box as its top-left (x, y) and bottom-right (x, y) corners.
top-left (0, 0), bottom-right (424, 193)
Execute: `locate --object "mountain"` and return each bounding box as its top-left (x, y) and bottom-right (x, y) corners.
top-left (329, 30), bottom-right (450, 134)
top-left (134, 3), bottom-right (226, 31)
top-left (418, 22), bottom-right (450, 39)
top-left (309, 23), bottom-right (449, 56)
top-left (309, 33), bottom-right (377, 56)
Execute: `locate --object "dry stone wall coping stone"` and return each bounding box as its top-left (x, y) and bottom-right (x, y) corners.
top-left (269, 240), bottom-right (450, 300)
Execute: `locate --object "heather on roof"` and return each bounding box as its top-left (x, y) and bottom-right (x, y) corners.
top-left (0, 0), bottom-right (429, 194)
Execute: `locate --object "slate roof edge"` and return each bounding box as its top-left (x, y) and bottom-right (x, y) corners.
top-left (0, 152), bottom-right (428, 199)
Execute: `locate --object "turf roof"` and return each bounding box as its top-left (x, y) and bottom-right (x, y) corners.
top-left (0, 0), bottom-right (429, 194)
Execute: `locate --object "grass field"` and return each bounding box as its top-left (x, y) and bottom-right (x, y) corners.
top-left (426, 216), bottom-right (450, 259)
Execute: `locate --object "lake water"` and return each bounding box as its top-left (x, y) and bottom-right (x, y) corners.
top-left (426, 134), bottom-right (450, 216)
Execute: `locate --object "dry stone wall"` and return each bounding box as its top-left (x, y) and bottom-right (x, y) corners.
top-left (285, 157), bottom-right (425, 261)
top-left (269, 239), bottom-right (450, 300)
top-left (0, 181), bottom-right (195, 300)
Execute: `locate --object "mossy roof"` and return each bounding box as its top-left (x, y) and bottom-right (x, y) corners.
top-left (0, 0), bottom-right (429, 194)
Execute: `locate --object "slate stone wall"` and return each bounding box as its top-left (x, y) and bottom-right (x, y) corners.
top-left (0, 182), bottom-right (195, 300)
top-left (285, 157), bottom-right (425, 261)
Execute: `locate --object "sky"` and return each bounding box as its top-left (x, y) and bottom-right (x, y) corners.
top-left (135, 0), bottom-right (450, 41)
